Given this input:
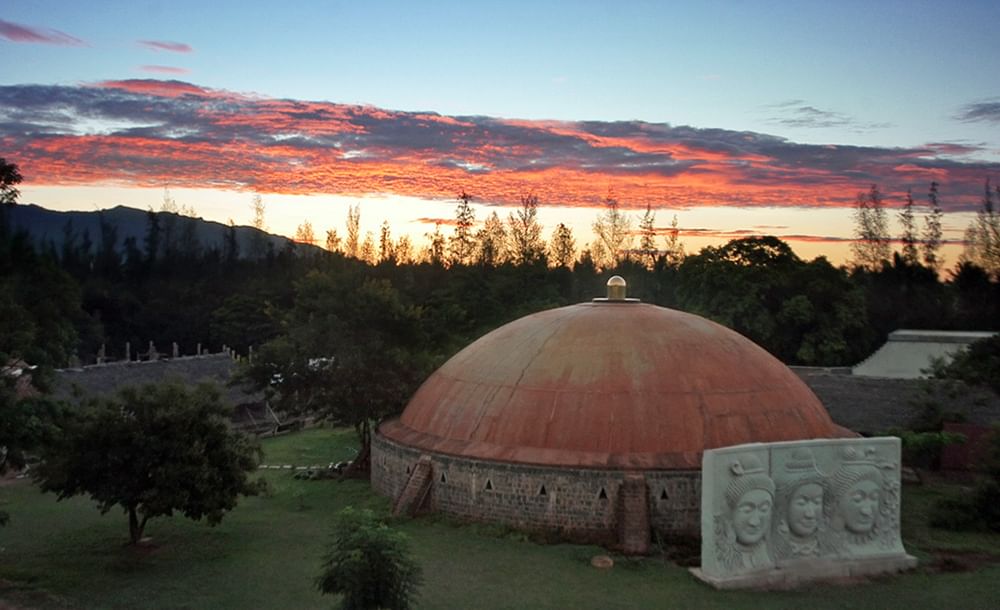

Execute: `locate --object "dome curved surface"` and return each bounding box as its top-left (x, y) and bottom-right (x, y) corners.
top-left (379, 302), bottom-right (848, 469)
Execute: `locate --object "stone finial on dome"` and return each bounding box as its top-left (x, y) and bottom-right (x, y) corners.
top-left (607, 275), bottom-right (627, 300)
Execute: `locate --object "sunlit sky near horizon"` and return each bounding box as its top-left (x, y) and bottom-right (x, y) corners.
top-left (3, 0), bottom-right (999, 266)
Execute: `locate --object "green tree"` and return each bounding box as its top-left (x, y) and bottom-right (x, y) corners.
top-left (240, 273), bottom-right (433, 470)
top-left (316, 507), bottom-right (422, 610)
top-left (0, 157), bottom-right (22, 205)
top-left (850, 184), bottom-right (891, 271)
top-left (33, 382), bottom-right (263, 544)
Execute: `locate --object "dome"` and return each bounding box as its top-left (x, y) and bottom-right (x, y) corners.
top-left (379, 300), bottom-right (847, 470)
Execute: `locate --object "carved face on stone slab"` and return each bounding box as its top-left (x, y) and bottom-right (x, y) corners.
top-left (733, 488), bottom-right (772, 545)
top-left (787, 482), bottom-right (824, 537)
top-left (838, 479), bottom-right (880, 534)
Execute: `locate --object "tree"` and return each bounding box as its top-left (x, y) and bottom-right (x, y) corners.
top-left (898, 189), bottom-right (919, 265)
top-left (507, 194), bottom-right (546, 266)
top-left (663, 214), bottom-right (685, 267)
top-left (345, 204), bottom-right (361, 259)
top-left (548, 223), bottom-right (576, 269)
top-left (591, 193), bottom-right (633, 269)
top-left (326, 228), bottom-right (342, 253)
top-left (379, 220), bottom-right (395, 263)
top-left (316, 507), bottom-right (422, 610)
top-left (240, 274), bottom-right (432, 468)
top-left (0, 157), bottom-right (23, 205)
top-left (475, 211), bottom-right (507, 267)
top-left (249, 194), bottom-right (268, 260)
top-left (295, 220), bottom-right (317, 246)
top-left (638, 203), bottom-right (658, 269)
top-left (922, 181), bottom-right (944, 271)
top-left (423, 223), bottom-right (446, 266)
top-left (961, 180), bottom-right (1000, 278)
top-left (34, 382), bottom-right (263, 544)
top-left (850, 184), bottom-right (891, 271)
top-left (359, 231), bottom-right (376, 265)
top-left (449, 191), bottom-right (476, 266)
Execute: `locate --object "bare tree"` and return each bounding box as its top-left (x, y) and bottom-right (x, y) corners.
top-left (325, 228), bottom-right (342, 253)
top-left (961, 179), bottom-right (1000, 278)
top-left (638, 203), bottom-right (658, 269)
top-left (507, 193), bottom-right (545, 266)
top-left (591, 193), bottom-right (633, 269)
top-left (898, 189), bottom-right (919, 265)
top-left (850, 184), bottom-right (891, 271)
top-left (345, 203), bottom-right (361, 259)
top-left (248, 194), bottom-right (268, 260)
top-left (663, 214), bottom-right (685, 267)
top-left (921, 181), bottom-right (944, 271)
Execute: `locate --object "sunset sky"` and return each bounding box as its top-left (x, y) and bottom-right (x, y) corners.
top-left (3, 1), bottom-right (999, 265)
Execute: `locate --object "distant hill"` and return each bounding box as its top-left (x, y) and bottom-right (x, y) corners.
top-left (5, 203), bottom-right (322, 258)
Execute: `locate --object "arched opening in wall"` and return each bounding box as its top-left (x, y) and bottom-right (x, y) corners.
top-left (659, 488), bottom-right (669, 501)
top-left (538, 484), bottom-right (547, 497)
top-left (406, 466), bottom-right (411, 475)
top-left (439, 472), bottom-right (447, 484)
top-left (484, 479), bottom-right (493, 491)
top-left (598, 487), bottom-right (608, 500)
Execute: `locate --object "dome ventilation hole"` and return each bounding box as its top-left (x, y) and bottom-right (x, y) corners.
top-left (484, 479), bottom-right (493, 491)
top-left (538, 484), bottom-right (547, 497)
top-left (598, 487), bottom-right (608, 500)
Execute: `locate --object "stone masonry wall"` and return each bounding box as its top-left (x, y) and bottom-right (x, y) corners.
top-left (372, 433), bottom-right (700, 545)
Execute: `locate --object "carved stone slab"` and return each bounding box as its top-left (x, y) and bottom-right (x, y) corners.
top-left (692, 437), bottom-right (917, 589)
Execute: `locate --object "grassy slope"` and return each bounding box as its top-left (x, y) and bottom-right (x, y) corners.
top-left (0, 428), bottom-right (998, 610)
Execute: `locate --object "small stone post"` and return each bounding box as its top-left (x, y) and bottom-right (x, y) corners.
top-left (172, 342), bottom-right (179, 358)
top-left (97, 343), bottom-right (106, 365)
top-left (197, 342), bottom-right (202, 356)
top-left (125, 342), bottom-right (131, 361)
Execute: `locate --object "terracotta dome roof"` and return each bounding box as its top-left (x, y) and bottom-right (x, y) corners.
top-left (379, 301), bottom-right (850, 469)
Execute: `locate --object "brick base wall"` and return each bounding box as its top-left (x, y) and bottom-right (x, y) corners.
top-left (372, 432), bottom-right (701, 546)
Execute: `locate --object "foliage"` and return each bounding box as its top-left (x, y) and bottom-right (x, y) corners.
top-left (929, 425), bottom-right (1000, 532)
top-left (33, 381), bottom-right (264, 543)
top-left (921, 181), bottom-right (944, 271)
top-left (961, 180), bottom-right (1000, 278)
top-left (507, 193), bottom-right (546, 266)
top-left (316, 507), bottom-right (422, 610)
top-left (591, 193), bottom-right (633, 269)
top-left (897, 430), bottom-right (966, 469)
top-left (239, 272), bottom-right (435, 459)
top-left (0, 157), bottom-right (22, 205)
top-left (898, 189), bottom-right (919, 265)
top-left (931, 334), bottom-right (1000, 395)
top-left (449, 191), bottom-right (476, 266)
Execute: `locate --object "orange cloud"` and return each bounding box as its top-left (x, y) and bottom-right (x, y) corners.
top-left (2, 80), bottom-right (998, 213)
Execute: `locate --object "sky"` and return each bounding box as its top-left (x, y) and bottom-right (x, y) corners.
top-left (2, 0), bottom-right (999, 265)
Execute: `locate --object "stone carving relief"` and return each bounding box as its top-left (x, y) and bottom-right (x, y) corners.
top-left (695, 437), bottom-right (915, 589)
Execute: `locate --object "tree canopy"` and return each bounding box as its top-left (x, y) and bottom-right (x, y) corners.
top-left (33, 381), bottom-right (263, 543)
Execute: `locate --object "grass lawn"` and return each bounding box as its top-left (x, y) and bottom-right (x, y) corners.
top-left (1, 427), bottom-right (998, 609)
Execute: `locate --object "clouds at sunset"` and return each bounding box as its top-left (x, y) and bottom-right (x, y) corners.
top-left (1, 80), bottom-right (998, 212)
top-left (139, 65), bottom-right (190, 75)
top-left (956, 99), bottom-right (1000, 124)
top-left (0, 19), bottom-right (84, 46)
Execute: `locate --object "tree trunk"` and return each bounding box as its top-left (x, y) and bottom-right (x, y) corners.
top-left (341, 419), bottom-right (372, 479)
top-left (128, 506), bottom-right (149, 544)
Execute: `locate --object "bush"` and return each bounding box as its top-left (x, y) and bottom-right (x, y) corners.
top-left (316, 507), bottom-right (422, 610)
top-left (929, 425), bottom-right (1000, 532)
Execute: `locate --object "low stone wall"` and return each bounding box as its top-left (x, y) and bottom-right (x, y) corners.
top-left (372, 432), bottom-right (701, 545)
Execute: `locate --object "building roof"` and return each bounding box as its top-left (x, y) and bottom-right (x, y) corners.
top-left (851, 329), bottom-right (997, 379)
top-left (380, 300), bottom-right (850, 470)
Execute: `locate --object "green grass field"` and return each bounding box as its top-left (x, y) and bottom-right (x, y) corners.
top-left (2, 427), bottom-right (999, 609)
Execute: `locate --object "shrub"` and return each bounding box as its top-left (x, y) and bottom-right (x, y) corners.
top-left (316, 507), bottom-right (422, 610)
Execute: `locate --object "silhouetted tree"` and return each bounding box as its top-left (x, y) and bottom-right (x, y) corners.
top-left (662, 214), bottom-right (685, 267)
top-left (0, 157), bottom-right (22, 206)
top-left (449, 191), bottom-right (476, 266)
top-left (899, 189), bottom-right (919, 265)
top-left (507, 194), bottom-right (545, 266)
top-left (345, 204), bottom-right (361, 259)
top-left (592, 193), bottom-right (633, 269)
top-left (961, 180), bottom-right (1000, 278)
top-left (638, 202), bottom-right (658, 269)
top-left (475, 211), bottom-right (507, 267)
top-left (922, 181), bottom-right (944, 271)
top-left (548, 223), bottom-right (576, 269)
top-left (850, 184), bottom-right (891, 271)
